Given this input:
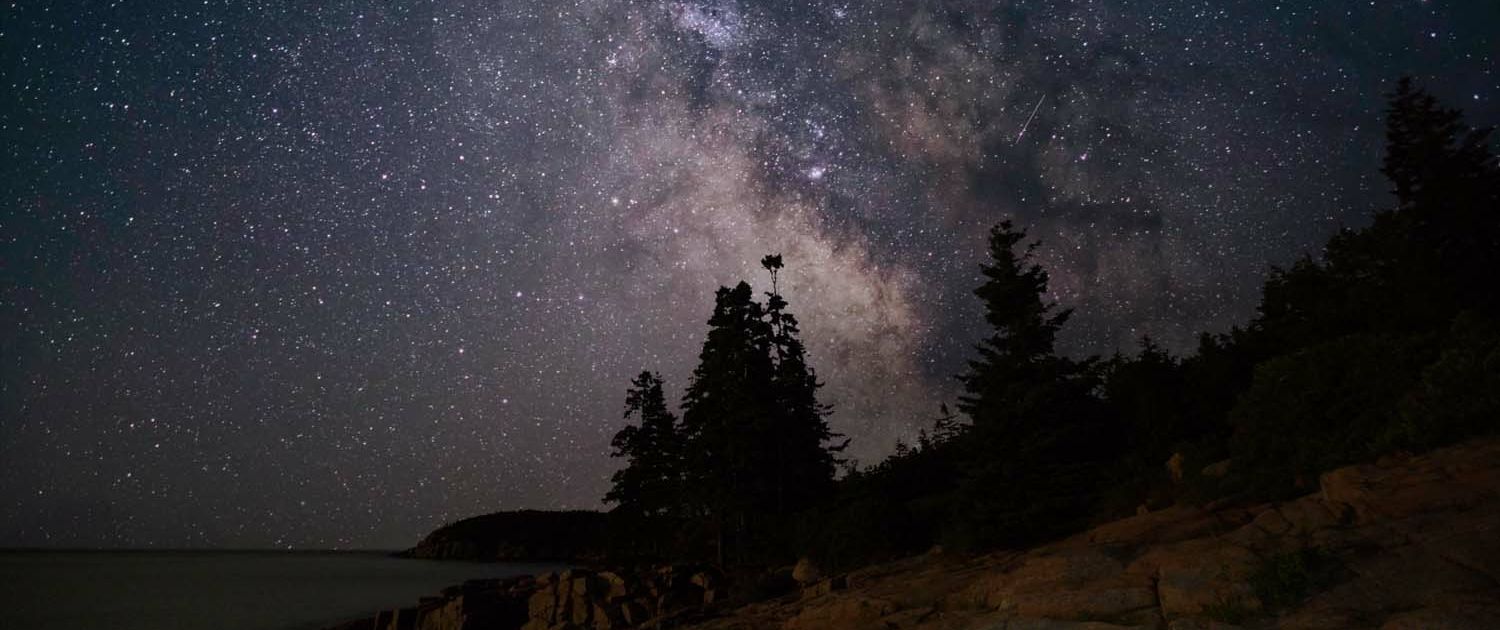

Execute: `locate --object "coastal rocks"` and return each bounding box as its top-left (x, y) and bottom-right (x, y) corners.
top-left (521, 566), bottom-right (725, 630)
top-left (352, 566), bottom-right (725, 630)
top-left (783, 595), bottom-right (897, 630)
top-left (678, 437), bottom-right (1500, 630)
top-left (1318, 439), bottom-right (1500, 525)
top-left (355, 437), bottom-right (1500, 630)
top-left (364, 576), bottom-right (534, 630)
top-left (790, 557), bottom-right (821, 585)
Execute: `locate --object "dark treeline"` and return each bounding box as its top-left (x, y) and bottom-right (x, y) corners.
top-left (603, 78), bottom-right (1500, 573)
top-left (606, 255), bottom-right (844, 567)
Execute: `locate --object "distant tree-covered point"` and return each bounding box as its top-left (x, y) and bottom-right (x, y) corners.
top-left (399, 510), bottom-right (610, 562)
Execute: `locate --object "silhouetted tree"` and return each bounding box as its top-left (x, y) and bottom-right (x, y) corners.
top-left (1215, 79), bottom-right (1500, 497)
top-left (678, 282), bottom-right (771, 564)
top-left (674, 259), bottom-right (841, 565)
top-left (951, 221), bottom-right (1113, 548)
top-left (1257, 79), bottom-right (1499, 348)
top-left (1103, 336), bottom-right (1191, 465)
top-left (605, 371), bottom-right (683, 520)
top-left (761, 254), bottom-right (843, 516)
top-left (1379, 76), bottom-right (1500, 316)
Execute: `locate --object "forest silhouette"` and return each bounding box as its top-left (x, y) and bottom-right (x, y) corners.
top-left (601, 78), bottom-right (1499, 572)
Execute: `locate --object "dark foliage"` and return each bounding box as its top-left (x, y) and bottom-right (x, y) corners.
top-left (578, 78), bottom-right (1500, 573)
top-left (605, 257), bottom-right (842, 566)
top-left (401, 510), bottom-right (610, 561)
top-left (794, 408), bottom-right (962, 571)
top-left (948, 221), bottom-right (1118, 549)
top-left (606, 371), bottom-right (683, 519)
top-left (787, 79), bottom-right (1498, 566)
top-left (604, 372), bottom-right (687, 558)
top-left (1205, 78), bottom-right (1500, 496)
top-left (1225, 332), bottom-right (1440, 497)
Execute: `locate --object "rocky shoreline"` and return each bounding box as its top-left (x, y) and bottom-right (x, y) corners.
top-left (326, 564), bottom-right (731, 630)
top-left (343, 436), bottom-right (1500, 630)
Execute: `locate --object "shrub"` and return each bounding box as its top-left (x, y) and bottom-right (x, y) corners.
top-left (1250, 547), bottom-right (1338, 612)
top-left (1226, 332), bottom-right (1438, 497)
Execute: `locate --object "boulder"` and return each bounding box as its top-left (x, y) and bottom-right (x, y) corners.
top-left (597, 571), bottom-right (630, 603)
top-left (1132, 540), bottom-right (1261, 619)
top-left (1201, 460), bottom-right (1231, 479)
top-left (373, 607), bottom-right (418, 630)
top-left (618, 600), bottom-right (652, 626)
top-left (783, 595), bottom-right (897, 630)
top-left (792, 557), bottom-right (822, 585)
top-left (1379, 603), bottom-right (1500, 629)
top-left (801, 574), bottom-right (847, 599)
top-left (527, 583), bottom-right (560, 626)
top-left (1320, 441), bottom-right (1500, 525)
top-left (1167, 452), bottom-right (1186, 483)
top-left (1007, 587), bottom-right (1158, 620)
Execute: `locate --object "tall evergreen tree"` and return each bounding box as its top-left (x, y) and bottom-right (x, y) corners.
top-left (957, 220), bottom-right (1081, 433)
top-left (604, 371), bottom-right (682, 520)
top-left (678, 282), bottom-right (775, 564)
top-left (761, 255), bottom-right (842, 515)
top-left (952, 221), bottom-right (1112, 547)
top-left (1383, 77), bottom-right (1498, 213)
top-left (1378, 77), bottom-right (1500, 316)
top-left (676, 258), bottom-right (842, 565)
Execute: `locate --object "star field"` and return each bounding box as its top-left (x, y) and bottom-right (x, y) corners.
top-left (2, 0), bottom-right (1496, 549)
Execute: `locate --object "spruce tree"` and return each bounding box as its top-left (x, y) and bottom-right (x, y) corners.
top-left (761, 255), bottom-right (842, 515)
top-left (678, 282), bottom-right (774, 564)
top-left (1251, 78), bottom-right (1500, 348)
top-left (952, 221), bottom-right (1111, 548)
top-left (1378, 77), bottom-right (1500, 316)
top-left (605, 371), bottom-right (682, 520)
top-left (676, 258), bottom-right (842, 565)
top-left (957, 220), bottom-right (1077, 430)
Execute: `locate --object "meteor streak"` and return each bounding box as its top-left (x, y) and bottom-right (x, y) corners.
top-left (1016, 95), bottom-right (1045, 143)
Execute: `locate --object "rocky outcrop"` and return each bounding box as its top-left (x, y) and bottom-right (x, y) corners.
top-left (344, 566), bottom-right (725, 630)
top-left (521, 565), bottom-right (724, 629)
top-left (354, 437), bottom-right (1500, 630)
top-left (354, 576), bottom-right (535, 630)
top-left (680, 437), bottom-right (1500, 630)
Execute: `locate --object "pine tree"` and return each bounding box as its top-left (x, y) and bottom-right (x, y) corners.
top-left (1103, 336), bottom-right (1190, 465)
top-left (676, 258), bottom-right (842, 565)
top-left (678, 282), bottom-right (774, 564)
top-left (761, 255), bottom-right (842, 515)
top-left (1378, 77), bottom-right (1500, 316)
top-left (604, 371), bottom-right (682, 520)
top-left (952, 221), bottom-right (1112, 548)
top-left (1250, 78), bottom-right (1500, 348)
top-left (957, 220), bottom-right (1077, 427)
top-left (1382, 77), bottom-right (1497, 213)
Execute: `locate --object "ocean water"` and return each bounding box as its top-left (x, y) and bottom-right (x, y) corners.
top-left (0, 551), bottom-right (561, 630)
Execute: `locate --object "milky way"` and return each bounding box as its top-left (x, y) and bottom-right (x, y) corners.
top-left (2, 1), bottom-right (1495, 548)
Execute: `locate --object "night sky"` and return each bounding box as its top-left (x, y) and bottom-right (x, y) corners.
top-left (2, 1), bottom-right (1496, 550)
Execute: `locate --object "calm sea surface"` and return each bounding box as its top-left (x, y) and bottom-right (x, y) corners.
top-left (0, 551), bottom-right (561, 630)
